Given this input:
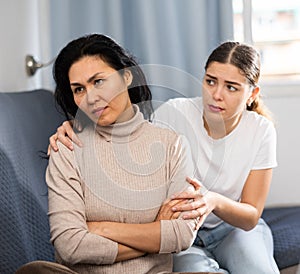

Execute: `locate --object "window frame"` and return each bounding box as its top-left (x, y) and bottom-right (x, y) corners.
top-left (233, 0), bottom-right (300, 93)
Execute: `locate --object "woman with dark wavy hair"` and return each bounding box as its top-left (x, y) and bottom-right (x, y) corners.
top-left (19, 34), bottom-right (201, 274)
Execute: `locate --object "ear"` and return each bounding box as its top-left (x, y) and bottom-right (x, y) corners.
top-left (247, 85), bottom-right (260, 106)
top-left (123, 69), bottom-right (133, 87)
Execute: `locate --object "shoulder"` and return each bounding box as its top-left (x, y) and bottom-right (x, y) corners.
top-left (240, 111), bottom-right (277, 145)
top-left (143, 121), bottom-right (190, 157)
top-left (243, 111), bottom-right (276, 132)
top-left (50, 141), bottom-right (73, 158)
top-left (49, 134), bottom-right (84, 167)
top-left (48, 141), bottom-right (74, 165)
top-left (163, 96), bottom-right (202, 110)
top-left (153, 97), bottom-right (202, 128)
top-left (140, 121), bottom-right (191, 159)
top-left (144, 120), bottom-right (180, 142)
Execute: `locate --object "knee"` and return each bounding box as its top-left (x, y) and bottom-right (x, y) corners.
top-left (173, 252), bottom-right (221, 272)
top-left (226, 258), bottom-right (280, 274)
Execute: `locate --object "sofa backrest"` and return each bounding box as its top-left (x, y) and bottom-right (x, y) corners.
top-left (0, 89), bottom-right (65, 274)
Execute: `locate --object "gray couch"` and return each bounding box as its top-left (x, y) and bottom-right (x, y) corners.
top-left (0, 90), bottom-right (65, 273)
top-left (0, 89), bottom-right (299, 274)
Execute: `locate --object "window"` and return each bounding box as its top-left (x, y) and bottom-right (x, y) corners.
top-left (233, 0), bottom-right (300, 82)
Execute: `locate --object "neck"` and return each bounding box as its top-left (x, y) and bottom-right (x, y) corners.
top-left (116, 105), bottom-right (135, 123)
top-left (203, 113), bottom-right (242, 139)
top-left (95, 104), bottom-right (145, 143)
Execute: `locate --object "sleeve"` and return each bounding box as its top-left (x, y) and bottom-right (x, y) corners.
top-left (252, 121), bottom-right (277, 170)
top-left (159, 134), bottom-right (198, 254)
top-left (46, 142), bottom-right (118, 265)
top-left (152, 100), bottom-right (182, 132)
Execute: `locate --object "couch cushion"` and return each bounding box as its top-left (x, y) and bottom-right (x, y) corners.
top-left (262, 206), bottom-right (300, 270)
top-left (0, 90), bottom-right (65, 274)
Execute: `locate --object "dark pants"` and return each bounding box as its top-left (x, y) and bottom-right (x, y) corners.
top-left (15, 261), bottom-right (77, 274)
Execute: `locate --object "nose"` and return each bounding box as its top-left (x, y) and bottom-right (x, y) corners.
top-left (211, 85), bottom-right (223, 101)
top-left (86, 86), bottom-right (100, 104)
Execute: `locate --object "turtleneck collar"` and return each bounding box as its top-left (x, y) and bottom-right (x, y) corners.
top-left (95, 104), bottom-right (146, 143)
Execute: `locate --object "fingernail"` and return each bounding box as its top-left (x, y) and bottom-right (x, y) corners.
top-left (172, 207), bottom-right (177, 211)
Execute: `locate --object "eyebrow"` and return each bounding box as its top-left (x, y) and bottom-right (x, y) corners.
top-left (206, 73), bottom-right (242, 86)
top-left (70, 72), bottom-right (105, 86)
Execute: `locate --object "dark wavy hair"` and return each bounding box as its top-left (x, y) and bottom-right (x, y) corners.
top-left (205, 41), bottom-right (272, 120)
top-left (53, 34), bottom-right (153, 124)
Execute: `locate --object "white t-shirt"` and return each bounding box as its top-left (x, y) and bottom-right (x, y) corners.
top-left (153, 97), bottom-right (277, 228)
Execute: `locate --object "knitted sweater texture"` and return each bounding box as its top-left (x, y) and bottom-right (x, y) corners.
top-left (46, 106), bottom-right (196, 274)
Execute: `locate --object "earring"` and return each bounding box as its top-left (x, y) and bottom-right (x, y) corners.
top-left (247, 101), bottom-right (252, 107)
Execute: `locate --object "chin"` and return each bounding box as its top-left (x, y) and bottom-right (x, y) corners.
top-left (205, 111), bottom-right (225, 123)
top-left (97, 120), bottom-right (110, 126)
top-left (97, 116), bottom-right (116, 126)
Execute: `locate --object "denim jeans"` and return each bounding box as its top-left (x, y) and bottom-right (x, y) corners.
top-left (173, 218), bottom-right (280, 274)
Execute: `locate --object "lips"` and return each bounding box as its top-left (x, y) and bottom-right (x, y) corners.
top-left (208, 104), bottom-right (224, 112)
top-left (92, 106), bottom-right (106, 117)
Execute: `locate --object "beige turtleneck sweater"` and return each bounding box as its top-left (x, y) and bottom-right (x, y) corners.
top-left (46, 105), bottom-right (197, 274)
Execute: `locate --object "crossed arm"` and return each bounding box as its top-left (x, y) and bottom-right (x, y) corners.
top-left (48, 121), bottom-right (273, 267)
top-left (87, 184), bottom-right (206, 262)
top-left (48, 120), bottom-right (208, 224)
top-left (86, 200), bottom-right (177, 261)
top-left (49, 121), bottom-right (272, 235)
top-left (47, 125), bottom-right (207, 264)
top-left (91, 221), bottom-right (161, 262)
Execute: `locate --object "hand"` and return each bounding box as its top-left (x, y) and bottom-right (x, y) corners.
top-left (171, 177), bottom-right (209, 229)
top-left (47, 120), bottom-right (82, 155)
top-left (155, 198), bottom-right (187, 221)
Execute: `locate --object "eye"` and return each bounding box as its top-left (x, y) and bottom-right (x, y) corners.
top-left (72, 86), bottom-right (85, 94)
top-left (206, 79), bottom-right (215, 86)
top-left (227, 85), bottom-right (238, 92)
top-left (94, 78), bottom-right (104, 88)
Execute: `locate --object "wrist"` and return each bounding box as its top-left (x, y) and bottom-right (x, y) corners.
top-left (87, 221), bottom-right (110, 237)
top-left (205, 191), bottom-right (217, 211)
top-left (99, 221), bottom-right (111, 238)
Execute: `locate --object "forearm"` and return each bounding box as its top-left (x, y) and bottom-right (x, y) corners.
top-left (115, 244), bottom-right (146, 262)
top-left (208, 191), bottom-right (260, 231)
top-left (88, 221), bottom-right (161, 253)
top-left (208, 169), bottom-right (273, 231)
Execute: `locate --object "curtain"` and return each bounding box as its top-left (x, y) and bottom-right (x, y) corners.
top-left (47, 0), bottom-right (233, 101)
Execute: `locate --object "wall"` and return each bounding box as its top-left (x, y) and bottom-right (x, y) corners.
top-left (0, 0), bottom-right (52, 92)
top-left (0, 0), bottom-right (299, 207)
top-left (263, 83), bottom-right (300, 207)
top-left (1, 0), bottom-right (233, 95)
